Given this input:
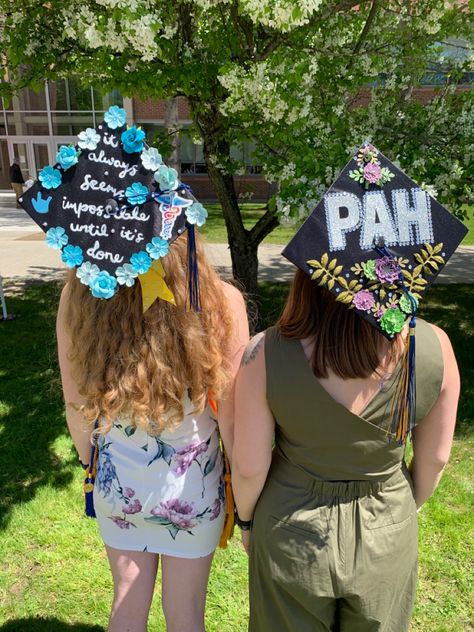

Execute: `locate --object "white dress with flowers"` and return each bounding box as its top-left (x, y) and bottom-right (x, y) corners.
top-left (93, 395), bottom-right (225, 558)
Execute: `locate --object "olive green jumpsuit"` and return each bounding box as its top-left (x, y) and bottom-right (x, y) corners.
top-left (249, 320), bottom-right (443, 632)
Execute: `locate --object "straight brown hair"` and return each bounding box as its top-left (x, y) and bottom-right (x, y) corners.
top-left (277, 270), bottom-right (397, 379)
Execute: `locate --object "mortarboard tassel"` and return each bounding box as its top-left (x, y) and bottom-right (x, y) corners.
top-left (84, 422), bottom-right (99, 518)
top-left (187, 223), bottom-right (201, 312)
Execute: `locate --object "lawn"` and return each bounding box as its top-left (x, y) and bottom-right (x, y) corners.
top-left (200, 204), bottom-right (474, 246)
top-left (0, 282), bottom-right (472, 631)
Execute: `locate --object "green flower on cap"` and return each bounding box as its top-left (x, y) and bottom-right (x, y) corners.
top-left (399, 292), bottom-right (418, 314)
top-left (362, 259), bottom-right (377, 281)
top-left (380, 307), bottom-right (405, 335)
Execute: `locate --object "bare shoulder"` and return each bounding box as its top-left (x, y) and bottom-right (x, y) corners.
top-left (220, 280), bottom-right (245, 309)
top-left (240, 331), bottom-right (266, 368)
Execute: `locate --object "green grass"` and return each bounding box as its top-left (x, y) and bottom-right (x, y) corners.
top-left (200, 203), bottom-right (474, 247)
top-left (0, 283), bottom-right (472, 631)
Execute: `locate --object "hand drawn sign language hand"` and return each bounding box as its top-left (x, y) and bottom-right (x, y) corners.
top-left (31, 192), bottom-right (52, 214)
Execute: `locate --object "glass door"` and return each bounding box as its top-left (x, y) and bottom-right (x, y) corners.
top-left (31, 142), bottom-right (50, 178)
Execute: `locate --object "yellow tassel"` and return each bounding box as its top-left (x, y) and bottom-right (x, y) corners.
top-left (388, 326), bottom-right (415, 443)
top-left (139, 260), bottom-right (176, 313)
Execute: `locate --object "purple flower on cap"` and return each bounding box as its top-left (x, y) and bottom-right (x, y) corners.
top-left (363, 162), bottom-right (382, 184)
top-left (375, 256), bottom-right (400, 284)
top-left (352, 290), bottom-right (375, 311)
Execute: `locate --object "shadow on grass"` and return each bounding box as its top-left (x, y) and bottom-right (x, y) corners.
top-left (258, 282), bottom-right (474, 435)
top-left (0, 282), bottom-right (75, 530)
top-left (0, 619), bottom-right (103, 631)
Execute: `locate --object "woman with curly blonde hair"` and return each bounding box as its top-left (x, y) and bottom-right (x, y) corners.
top-left (57, 233), bottom-right (248, 632)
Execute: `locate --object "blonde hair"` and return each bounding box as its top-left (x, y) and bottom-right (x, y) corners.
top-left (64, 233), bottom-right (233, 435)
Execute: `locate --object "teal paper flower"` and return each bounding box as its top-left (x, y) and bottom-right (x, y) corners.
top-left (39, 166), bottom-right (62, 190)
top-left (56, 145), bottom-right (79, 171)
top-left (186, 202), bottom-right (208, 227)
top-left (61, 244), bottom-right (84, 268)
top-left (141, 147), bottom-right (162, 171)
top-left (154, 165), bottom-right (179, 191)
top-left (399, 292), bottom-right (418, 314)
top-left (78, 128), bottom-right (101, 150)
top-left (104, 105), bottom-right (127, 130)
top-left (146, 236), bottom-right (169, 260)
top-left (116, 263), bottom-right (139, 287)
top-left (46, 226), bottom-right (68, 250)
top-left (130, 251), bottom-right (152, 274)
top-left (380, 308), bottom-right (405, 335)
top-left (121, 126), bottom-right (145, 154)
top-left (90, 271), bottom-right (118, 299)
top-left (125, 182), bottom-right (149, 206)
top-left (76, 261), bottom-right (100, 285)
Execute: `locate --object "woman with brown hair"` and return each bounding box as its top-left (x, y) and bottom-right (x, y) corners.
top-left (57, 233), bottom-right (248, 632)
top-left (232, 146), bottom-right (464, 631)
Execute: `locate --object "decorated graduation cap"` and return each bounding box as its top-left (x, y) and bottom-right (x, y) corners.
top-left (283, 142), bottom-right (467, 442)
top-left (19, 105), bottom-right (208, 311)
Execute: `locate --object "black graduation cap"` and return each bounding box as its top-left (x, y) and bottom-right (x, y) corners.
top-left (283, 143), bottom-right (468, 339)
top-left (19, 105), bottom-right (208, 304)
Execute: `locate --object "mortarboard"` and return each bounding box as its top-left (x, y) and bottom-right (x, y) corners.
top-left (19, 105), bottom-right (208, 309)
top-left (283, 142), bottom-right (467, 441)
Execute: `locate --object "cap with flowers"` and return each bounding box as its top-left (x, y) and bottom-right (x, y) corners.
top-left (19, 105), bottom-right (208, 310)
top-left (283, 142), bottom-right (467, 442)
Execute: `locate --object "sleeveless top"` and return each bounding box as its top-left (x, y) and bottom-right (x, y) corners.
top-left (265, 319), bottom-right (444, 481)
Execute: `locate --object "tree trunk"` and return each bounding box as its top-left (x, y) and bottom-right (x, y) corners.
top-left (164, 97), bottom-right (180, 174)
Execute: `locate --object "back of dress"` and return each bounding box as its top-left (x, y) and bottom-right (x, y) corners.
top-left (94, 392), bottom-right (225, 557)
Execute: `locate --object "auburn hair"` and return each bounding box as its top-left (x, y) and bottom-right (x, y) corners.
top-left (277, 269), bottom-right (399, 379)
top-left (63, 232), bottom-right (233, 435)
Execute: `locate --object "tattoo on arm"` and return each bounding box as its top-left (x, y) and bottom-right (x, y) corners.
top-left (241, 334), bottom-right (264, 366)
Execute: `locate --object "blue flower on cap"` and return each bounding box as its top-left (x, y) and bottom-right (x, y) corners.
top-left (116, 263), bottom-right (139, 287)
top-left (121, 126), bottom-right (145, 154)
top-left (46, 226), bottom-right (68, 250)
top-left (141, 147), bottom-right (163, 171)
top-left (77, 128), bottom-right (101, 151)
top-left (186, 202), bottom-right (208, 227)
top-left (39, 165), bottom-right (62, 190)
top-left (146, 236), bottom-right (169, 260)
top-left (125, 182), bottom-right (149, 206)
top-left (61, 244), bottom-right (84, 268)
top-left (130, 251), bottom-right (152, 274)
top-left (90, 270), bottom-right (118, 299)
top-left (104, 105), bottom-right (127, 130)
top-left (154, 165), bottom-right (179, 191)
top-left (56, 145), bottom-right (79, 171)
top-left (76, 261), bottom-right (100, 285)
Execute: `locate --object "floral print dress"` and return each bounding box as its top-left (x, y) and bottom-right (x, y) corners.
top-left (93, 395), bottom-right (225, 558)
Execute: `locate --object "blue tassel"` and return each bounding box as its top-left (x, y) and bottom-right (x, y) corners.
top-left (187, 223), bottom-right (201, 312)
top-left (84, 422), bottom-right (98, 518)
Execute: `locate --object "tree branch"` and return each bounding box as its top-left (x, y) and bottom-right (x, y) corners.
top-left (352, 0), bottom-right (379, 57)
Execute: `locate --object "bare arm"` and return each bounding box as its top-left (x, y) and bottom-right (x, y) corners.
top-left (215, 282), bottom-right (249, 462)
top-left (409, 325), bottom-right (460, 509)
top-left (56, 285), bottom-right (93, 464)
top-left (232, 332), bottom-right (274, 523)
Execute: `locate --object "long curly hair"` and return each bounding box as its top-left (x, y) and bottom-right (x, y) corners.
top-left (63, 233), bottom-right (233, 435)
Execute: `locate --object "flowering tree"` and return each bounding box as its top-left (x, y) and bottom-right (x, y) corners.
top-left (1, 0), bottom-right (472, 301)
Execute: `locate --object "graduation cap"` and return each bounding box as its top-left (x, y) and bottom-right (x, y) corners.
top-left (283, 142), bottom-right (467, 442)
top-left (19, 105), bottom-right (208, 309)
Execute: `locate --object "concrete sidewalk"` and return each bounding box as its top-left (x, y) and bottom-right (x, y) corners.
top-left (1, 193), bottom-right (473, 289)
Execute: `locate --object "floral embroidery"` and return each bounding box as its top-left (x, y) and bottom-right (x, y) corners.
top-left (352, 289), bottom-right (375, 311)
top-left (104, 105), bottom-right (127, 130)
top-left (90, 270), bottom-right (118, 299)
top-left (130, 251), bottom-right (152, 274)
top-left (39, 166), bottom-right (62, 190)
top-left (375, 256), bottom-right (400, 283)
top-left (349, 144), bottom-right (395, 189)
top-left (141, 147), bottom-right (162, 171)
top-left (116, 263), bottom-right (138, 287)
top-left (77, 127), bottom-right (101, 150)
top-left (76, 261), bottom-right (100, 285)
top-left (121, 125), bottom-right (145, 154)
top-left (46, 226), bottom-right (68, 250)
top-left (146, 236), bottom-right (169, 260)
top-left (61, 244), bottom-right (84, 268)
top-left (56, 145), bottom-right (79, 171)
